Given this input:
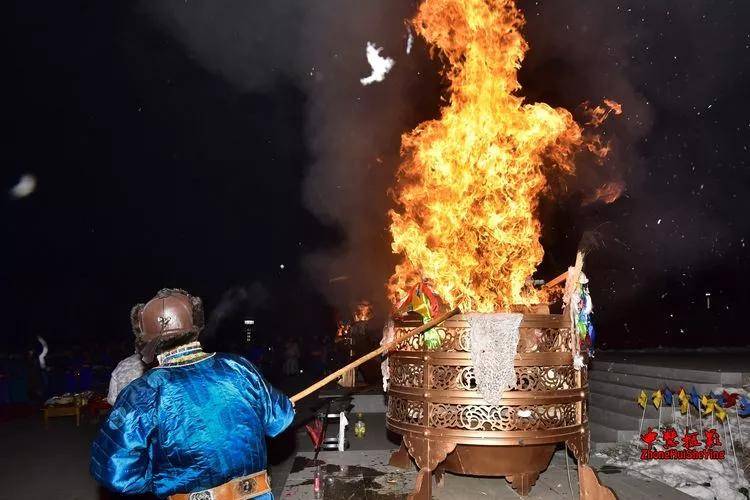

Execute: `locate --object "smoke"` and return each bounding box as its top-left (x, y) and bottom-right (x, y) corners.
top-left (138, 0), bottom-right (420, 316)
top-left (139, 1), bottom-right (305, 90)
top-left (296, 1), bottom-right (422, 315)
top-left (519, 0), bottom-right (749, 273)
top-left (203, 283), bottom-right (269, 342)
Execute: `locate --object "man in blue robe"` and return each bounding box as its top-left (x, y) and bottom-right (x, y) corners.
top-left (91, 288), bottom-right (294, 499)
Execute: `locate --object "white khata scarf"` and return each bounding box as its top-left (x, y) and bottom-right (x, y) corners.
top-left (466, 312), bottom-right (523, 405)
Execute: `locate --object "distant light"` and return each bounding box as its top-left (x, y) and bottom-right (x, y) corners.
top-left (244, 319), bottom-right (255, 325)
top-left (279, 264), bottom-right (285, 270)
top-left (299, 369), bottom-right (304, 374)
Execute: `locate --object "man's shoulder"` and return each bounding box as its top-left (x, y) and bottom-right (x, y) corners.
top-left (114, 373), bottom-right (158, 407)
top-left (212, 352), bottom-right (253, 369)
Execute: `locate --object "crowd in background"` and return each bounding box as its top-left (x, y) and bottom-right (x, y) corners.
top-left (0, 331), bottom-right (344, 418)
top-left (0, 338), bottom-right (129, 412)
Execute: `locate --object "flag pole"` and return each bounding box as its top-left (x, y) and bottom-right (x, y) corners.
top-left (639, 403), bottom-right (647, 435)
top-left (657, 405), bottom-right (662, 435)
top-left (726, 419), bottom-right (741, 485)
top-left (737, 411), bottom-right (744, 453)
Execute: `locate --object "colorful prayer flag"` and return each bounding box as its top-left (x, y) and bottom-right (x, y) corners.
top-left (739, 396), bottom-right (750, 418)
top-left (702, 397), bottom-right (716, 416)
top-left (652, 390), bottom-right (663, 409)
top-left (637, 390), bottom-right (648, 409)
top-left (715, 405), bottom-right (727, 422)
top-left (679, 397), bottom-right (688, 414)
top-left (689, 387), bottom-right (701, 410)
top-left (721, 390), bottom-right (738, 408)
top-left (663, 387), bottom-right (673, 406)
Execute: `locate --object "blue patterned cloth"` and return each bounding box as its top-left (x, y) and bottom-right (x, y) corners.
top-left (90, 353), bottom-right (294, 499)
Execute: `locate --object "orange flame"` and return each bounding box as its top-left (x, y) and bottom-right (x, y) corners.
top-left (583, 181), bottom-right (625, 206)
top-left (353, 301), bottom-right (374, 322)
top-left (585, 99), bottom-right (623, 127)
top-left (336, 321), bottom-right (350, 338)
top-left (388, 0), bottom-right (616, 312)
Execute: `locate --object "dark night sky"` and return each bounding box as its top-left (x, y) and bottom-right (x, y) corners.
top-left (3, 1), bottom-right (749, 351)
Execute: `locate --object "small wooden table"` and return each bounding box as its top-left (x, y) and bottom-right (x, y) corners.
top-left (43, 403), bottom-right (80, 428)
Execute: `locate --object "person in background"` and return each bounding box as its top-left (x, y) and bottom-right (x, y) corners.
top-left (106, 348), bottom-right (146, 406)
top-left (91, 288), bottom-right (294, 499)
top-left (283, 338), bottom-right (300, 376)
top-left (25, 342), bottom-right (43, 403)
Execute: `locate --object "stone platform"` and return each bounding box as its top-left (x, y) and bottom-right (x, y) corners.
top-left (277, 410), bottom-right (693, 499)
top-left (280, 448), bottom-right (693, 499)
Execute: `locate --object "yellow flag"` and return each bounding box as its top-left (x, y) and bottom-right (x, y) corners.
top-left (652, 390), bottom-right (663, 409)
top-left (715, 405), bottom-right (727, 422)
top-left (679, 397), bottom-right (688, 414)
top-left (703, 399), bottom-right (716, 416)
top-left (701, 394), bottom-right (709, 408)
top-left (678, 388), bottom-right (687, 403)
top-left (637, 390), bottom-right (648, 408)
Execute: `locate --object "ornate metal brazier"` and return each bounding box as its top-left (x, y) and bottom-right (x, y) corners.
top-left (386, 312), bottom-right (603, 499)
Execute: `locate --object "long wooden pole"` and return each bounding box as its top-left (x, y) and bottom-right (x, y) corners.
top-left (290, 307), bottom-right (461, 403)
top-left (543, 270), bottom-right (568, 289)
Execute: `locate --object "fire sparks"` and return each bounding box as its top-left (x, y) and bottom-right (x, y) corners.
top-left (585, 99), bottom-right (623, 127)
top-left (388, 0), bottom-right (618, 312)
top-left (583, 181), bottom-right (626, 206)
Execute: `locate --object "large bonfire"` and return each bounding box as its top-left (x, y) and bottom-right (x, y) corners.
top-left (388, 0), bottom-right (618, 312)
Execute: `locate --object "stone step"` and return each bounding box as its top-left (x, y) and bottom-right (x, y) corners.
top-left (591, 360), bottom-right (744, 386)
top-left (589, 379), bottom-right (647, 402)
top-left (588, 405), bottom-right (659, 432)
top-left (589, 421), bottom-right (637, 449)
top-left (588, 369), bottom-right (718, 395)
top-left (589, 391), bottom-right (677, 424)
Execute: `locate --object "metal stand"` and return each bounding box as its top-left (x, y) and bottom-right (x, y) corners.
top-left (316, 396), bottom-right (352, 452)
top-left (320, 411), bottom-right (349, 451)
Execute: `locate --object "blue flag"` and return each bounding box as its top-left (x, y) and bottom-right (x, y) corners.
top-left (715, 392), bottom-right (726, 407)
top-left (739, 396), bottom-right (750, 418)
top-left (689, 387), bottom-right (701, 410)
top-left (663, 387), bottom-right (673, 406)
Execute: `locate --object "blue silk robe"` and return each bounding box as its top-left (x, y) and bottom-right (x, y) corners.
top-left (90, 353), bottom-right (294, 499)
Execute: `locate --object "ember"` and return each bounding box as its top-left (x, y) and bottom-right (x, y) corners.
top-left (584, 180), bottom-right (626, 206)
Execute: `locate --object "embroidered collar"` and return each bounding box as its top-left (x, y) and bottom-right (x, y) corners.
top-left (157, 341), bottom-right (209, 366)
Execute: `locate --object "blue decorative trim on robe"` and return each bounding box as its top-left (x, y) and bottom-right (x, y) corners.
top-left (90, 353), bottom-right (294, 498)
